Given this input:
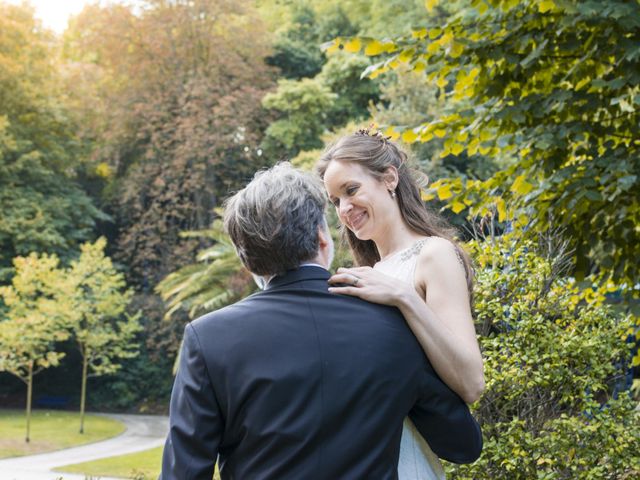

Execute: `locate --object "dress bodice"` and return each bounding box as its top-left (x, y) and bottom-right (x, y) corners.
top-left (374, 238), bottom-right (446, 480)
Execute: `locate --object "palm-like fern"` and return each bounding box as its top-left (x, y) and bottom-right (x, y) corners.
top-left (156, 218), bottom-right (256, 321)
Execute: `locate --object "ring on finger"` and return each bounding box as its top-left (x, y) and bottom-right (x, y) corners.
top-left (352, 276), bottom-right (360, 286)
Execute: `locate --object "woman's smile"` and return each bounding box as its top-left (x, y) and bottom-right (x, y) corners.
top-left (347, 210), bottom-right (368, 232)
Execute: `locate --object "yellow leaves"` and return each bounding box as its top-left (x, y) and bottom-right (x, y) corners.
top-left (384, 126), bottom-right (401, 141)
top-left (362, 62), bottom-right (389, 79)
top-left (538, 0), bottom-right (556, 13)
top-left (364, 40), bottom-right (385, 56)
top-left (436, 76), bottom-right (448, 88)
top-left (325, 37), bottom-right (398, 56)
top-left (434, 128), bottom-right (447, 138)
top-left (495, 197), bottom-right (507, 222)
top-left (440, 32), bottom-right (453, 45)
top-left (453, 67), bottom-right (480, 99)
top-left (364, 39), bottom-right (398, 56)
top-left (399, 48), bottom-right (415, 63)
top-left (427, 42), bottom-right (441, 54)
top-left (412, 28), bottom-right (428, 39)
top-left (425, 0), bottom-right (439, 12)
top-left (324, 38), bottom-right (342, 54)
top-left (456, 131), bottom-right (469, 142)
top-left (420, 132), bottom-right (434, 143)
top-left (95, 162), bottom-right (112, 179)
top-left (449, 42), bottom-right (464, 59)
top-left (436, 183), bottom-right (453, 200)
top-left (413, 61), bottom-right (426, 72)
top-left (421, 190), bottom-right (436, 201)
top-left (575, 77), bottom-right (590, 91)
top-left (468, 138), bottom-right (480, 156)
top-left (401, 129), bottom-right (419, 143)
top-left (343, 38), bottom-right (361, 53)
top-left (510, 175), bottom-right (534, 195)
top-left (451, 143), bottom-right (464, 156)
top-left (474, 1), bottom-right (489, 14)
top-left (452, 201), bottom-right (467, 214)
top-left (428, 28), bottom-right (443, 39)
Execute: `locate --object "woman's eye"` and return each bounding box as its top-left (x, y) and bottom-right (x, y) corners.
top-left (346, 186), bottom-right (358, 196)
top-left (331, 198), bottom-right (340, 207)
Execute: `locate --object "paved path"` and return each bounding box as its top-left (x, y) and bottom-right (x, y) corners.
top-left (0, 413), bottom-right (169, 480)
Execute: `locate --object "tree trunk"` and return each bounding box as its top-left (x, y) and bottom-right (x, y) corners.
top-left (79, 354), bottom-right (88, 434)
top-left (26, 361), bottom-right (33, 443)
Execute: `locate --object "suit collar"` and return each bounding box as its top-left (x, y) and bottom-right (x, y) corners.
top-left (264, 265), bottom-right (330, 291)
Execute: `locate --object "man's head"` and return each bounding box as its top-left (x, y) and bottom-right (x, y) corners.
top-left (224, 162), bottom-right (333, 276)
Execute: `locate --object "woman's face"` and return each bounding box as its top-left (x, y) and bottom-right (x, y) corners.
top-left (323, 160), bottom-right (397, 242)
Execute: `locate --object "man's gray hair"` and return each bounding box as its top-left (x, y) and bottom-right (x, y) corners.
top-left (223, 162), bottom-right (327, 276)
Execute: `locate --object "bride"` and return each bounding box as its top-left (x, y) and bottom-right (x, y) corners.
top-left (317, 129), bottom-right (485, 479)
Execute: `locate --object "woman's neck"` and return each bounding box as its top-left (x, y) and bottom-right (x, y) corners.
top-left (373, 221), bottom-right (425, 260)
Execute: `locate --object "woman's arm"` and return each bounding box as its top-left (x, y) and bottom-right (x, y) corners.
top-left (328, 237), bottom-right (485, 404)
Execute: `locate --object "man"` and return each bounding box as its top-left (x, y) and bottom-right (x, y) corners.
top-left (161, 163), bottom-right (482, 479)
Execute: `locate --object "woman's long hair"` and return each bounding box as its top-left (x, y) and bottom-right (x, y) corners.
top-left (316, 133), bottom-right (474, 296)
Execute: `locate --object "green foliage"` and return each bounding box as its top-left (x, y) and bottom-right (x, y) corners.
top-left (260, 1), bottom-right (381, 160)
top-left (263, 2), bottom-right (358, 80)
top-left (0, 3), bottom-right (106, 277)
top-left (333, 0), bottom-right (640, 289)
top-left (266, 4), bottom-right (325, 79)
top-left (63, 0), bottom-right (275, 287)
top-left (156, 218), bottom-right (255, 321)
top-left (90, 347), bottom-right (174, 411)
top-left (261, 78), bottom-right (337, 158)
top-left (446, 233), bottom-right (639, 479)
top-left (0, 253), bottom-right (69, 381)
top-left (317, 52), bottom-right (380, 126)
top-left (67, 238), bottom-right (141, 377)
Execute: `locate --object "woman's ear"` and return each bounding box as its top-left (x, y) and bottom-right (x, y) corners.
top-left (382, 166), bottom-right (399, 191)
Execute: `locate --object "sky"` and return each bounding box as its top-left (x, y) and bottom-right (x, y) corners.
top-left (6, 1), bottom-right (106, 33)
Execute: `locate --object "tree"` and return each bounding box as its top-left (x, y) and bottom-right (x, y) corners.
top-left (63, 0), bottom-right (276, 288)
top-left (261, 78), bottom-right (337, 158)
top-left (0, 2), bottom-right (106, 279)
top-left (59, 1), bottom-right (277, 388)
top-left (67, 238), bottom-right (141, 433)
top-left (0, 253), bottom-right (69, 442)
top-left (328, 0), bottom-right (640, 291)
top-left (265, 4), bottom-right (326, 79)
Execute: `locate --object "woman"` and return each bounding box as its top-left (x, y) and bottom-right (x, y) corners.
top-left (316, 130), bottom-right (484, 479)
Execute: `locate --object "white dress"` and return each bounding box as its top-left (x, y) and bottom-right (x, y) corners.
top-left (374, 238), bottom-right (446, 480)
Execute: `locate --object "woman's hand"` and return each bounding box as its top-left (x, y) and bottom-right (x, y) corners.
top-left (328, 267), bottom-right (417, 307)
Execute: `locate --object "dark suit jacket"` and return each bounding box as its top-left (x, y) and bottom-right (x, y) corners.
top-left (161, 266), bottom-right (482, 480)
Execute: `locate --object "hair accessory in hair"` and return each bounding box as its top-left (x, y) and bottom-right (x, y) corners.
top-left (355, 123), bottom-right (391, 144)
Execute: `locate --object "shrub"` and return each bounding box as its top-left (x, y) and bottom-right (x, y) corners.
top-left (447, 234), bottom-right (640, 479)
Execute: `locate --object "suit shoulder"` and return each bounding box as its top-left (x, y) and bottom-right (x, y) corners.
top-left (190, 291), bottom-right (265, 329)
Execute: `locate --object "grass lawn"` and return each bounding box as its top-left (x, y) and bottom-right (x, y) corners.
top-left (0, 409), bottom-right (125, 459)
top-left (57, 447), bottom-right (221, 480)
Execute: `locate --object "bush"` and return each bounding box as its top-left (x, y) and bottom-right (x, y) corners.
top-left (447, 234), bottom-right (640, 479)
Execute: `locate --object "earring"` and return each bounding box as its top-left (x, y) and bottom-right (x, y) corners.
top-left (389, 189), bottom-right (397, 199)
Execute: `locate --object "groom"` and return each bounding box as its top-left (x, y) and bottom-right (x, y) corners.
top-left (160, 163), bottom-right (482, 479)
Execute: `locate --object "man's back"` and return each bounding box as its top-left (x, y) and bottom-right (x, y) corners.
top-left (162, 266), bottom-right (481, 479)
